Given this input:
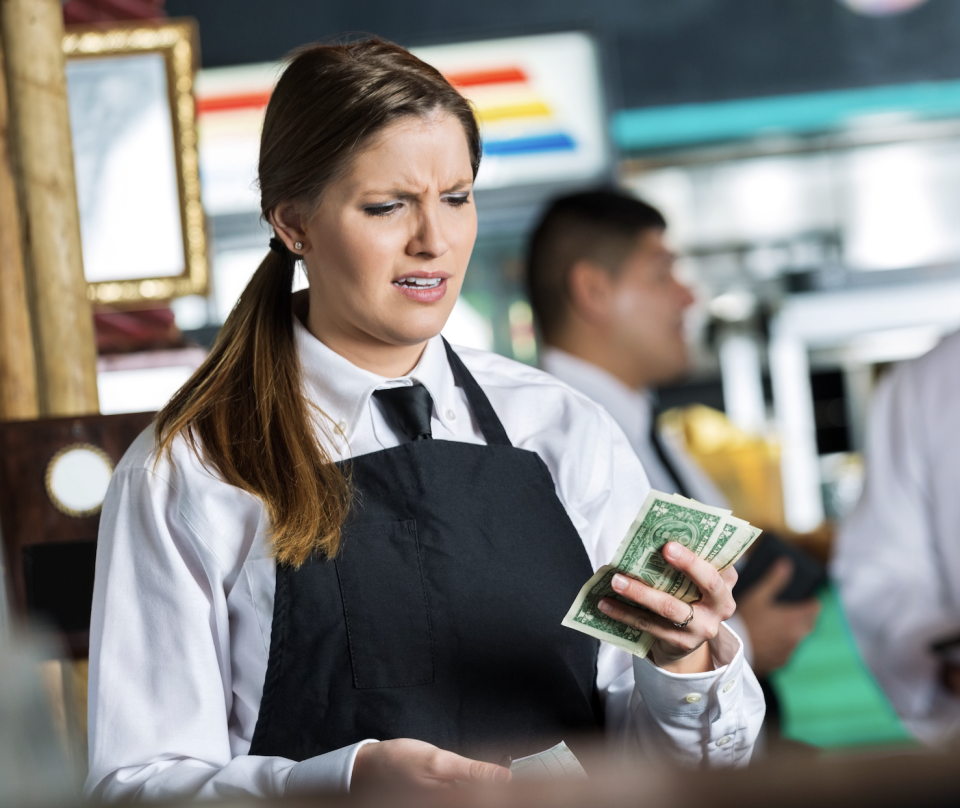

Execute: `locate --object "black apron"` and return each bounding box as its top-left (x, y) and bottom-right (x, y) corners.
top-left (249, 341), bottom-right (601, 762)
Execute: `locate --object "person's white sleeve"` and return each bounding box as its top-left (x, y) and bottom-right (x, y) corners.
top-left (724, 613), bottom-right (753, 667)
top-left (602, 623), bottom-right (763, 767)
top-left (832, 366), bottom-right (960, 743)
top-left (85, 466), bottom-right (374, 799)
top-left (561, 408), bottom-right (763, 765)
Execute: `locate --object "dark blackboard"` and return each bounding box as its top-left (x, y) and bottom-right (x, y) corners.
top-left (166, 0), bottom-right (960, 110)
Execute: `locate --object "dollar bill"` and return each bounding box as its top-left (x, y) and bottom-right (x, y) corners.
top-left (508, 741), bottom-right (586, 780)
top-left (562, 490), bottom-right (762, 658)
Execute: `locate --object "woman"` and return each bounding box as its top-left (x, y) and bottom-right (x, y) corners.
top-left (85, 39), bottom-right (763, 799)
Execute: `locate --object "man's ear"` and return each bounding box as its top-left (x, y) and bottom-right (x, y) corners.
top-left (268, 202), bottom-right (309, 253)
top-left (567, 259), bottom-right (615, 325)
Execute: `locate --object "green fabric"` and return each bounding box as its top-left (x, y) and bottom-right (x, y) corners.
top-left (770, 584), bottom-right (917, 749)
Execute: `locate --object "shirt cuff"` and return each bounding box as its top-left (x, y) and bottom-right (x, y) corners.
top-left (284, 739), bottom-right (379, 795)
top-left (631, 621), bottom-right (745, 717)
top-left (724, 613), bottom-right (753, 668)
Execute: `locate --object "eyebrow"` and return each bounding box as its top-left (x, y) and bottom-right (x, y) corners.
top-left (360, 180), bottom-right (474, 199)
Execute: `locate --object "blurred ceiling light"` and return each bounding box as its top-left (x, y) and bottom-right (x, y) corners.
top-left (709, 290), bottom-right (758, 323)
top-left (840, 0), bottom-right (929, 16)
top-left (844, 144), bottom-right (957, 270)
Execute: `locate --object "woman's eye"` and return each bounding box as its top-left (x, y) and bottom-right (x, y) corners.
top-left (364, 203), bottom-right (401, 217)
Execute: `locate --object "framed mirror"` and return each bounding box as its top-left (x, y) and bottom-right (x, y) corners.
top-left (63, 19), bottom-right (208, 304)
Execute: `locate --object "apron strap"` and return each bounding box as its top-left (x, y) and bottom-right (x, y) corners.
top-left (442, 338), bottom-right (513, 447)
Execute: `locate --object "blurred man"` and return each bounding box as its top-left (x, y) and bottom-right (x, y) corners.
top-left (525, 189), bottom-right (820, 679)
top-left (833, 330), bottom-right (960, 745)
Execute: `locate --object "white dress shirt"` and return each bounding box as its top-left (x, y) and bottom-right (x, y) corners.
top-left (541, 348), bottom-right (753, 663)
top-left (832, 329), bottom-right (960, 745)
top-left (86, 320), bottom-right (764, 800)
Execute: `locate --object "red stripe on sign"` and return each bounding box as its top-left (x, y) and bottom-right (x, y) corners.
top-left (196, 90), bottom-right (273, 115)
top-left (446, 67), bottom-right (527, 88)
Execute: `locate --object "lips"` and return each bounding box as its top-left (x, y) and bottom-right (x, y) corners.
top-left (393, 276), bottom-right (443, 289)
top-left (392, 273), bottom-right (450, 302)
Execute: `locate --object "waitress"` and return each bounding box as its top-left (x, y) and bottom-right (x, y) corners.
top-left (85, 39), bottom-right (764, 800)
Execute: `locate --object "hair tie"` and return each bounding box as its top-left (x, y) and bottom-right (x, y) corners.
top-left (269, 237), bottom-right (288, 253)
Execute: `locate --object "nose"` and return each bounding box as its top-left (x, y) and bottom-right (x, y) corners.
top-left (675, 275), bottom-right (695, 309)
top-left (406, 203), bottom-right (450, 259)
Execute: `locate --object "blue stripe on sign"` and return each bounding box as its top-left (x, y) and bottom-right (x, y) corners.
top-left (484, 133), bottom-right (577, 155)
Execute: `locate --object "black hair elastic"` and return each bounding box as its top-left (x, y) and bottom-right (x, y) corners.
top-left (269, 237), bottom-right (288, 253)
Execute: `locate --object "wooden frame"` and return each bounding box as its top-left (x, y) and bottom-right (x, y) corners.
top-left (63, 19), bottom-right (208, 304)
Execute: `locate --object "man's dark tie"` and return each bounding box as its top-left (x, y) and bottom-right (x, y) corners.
top-left (649, 415), bottom-right (692, 498)
top-left (372, 384), bottom-right (434, 442)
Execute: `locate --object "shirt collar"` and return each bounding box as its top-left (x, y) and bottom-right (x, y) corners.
top-left (540, 347), bottom-right (654, 444)
top-left (294, 316), bottom-right (460, 443)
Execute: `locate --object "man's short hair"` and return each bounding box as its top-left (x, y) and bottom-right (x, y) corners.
top-left (525, 188), bottom-right (666, 343)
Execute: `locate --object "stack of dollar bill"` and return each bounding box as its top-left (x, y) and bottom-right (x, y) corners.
top-left (562, 490), bottom-right (762, 658)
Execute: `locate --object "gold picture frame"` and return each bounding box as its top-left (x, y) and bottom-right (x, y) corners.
top-left (63, 18), bottom-right (208, 305)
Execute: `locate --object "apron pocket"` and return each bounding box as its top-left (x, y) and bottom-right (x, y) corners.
top-left (335, 519), bottom-right (435, 689)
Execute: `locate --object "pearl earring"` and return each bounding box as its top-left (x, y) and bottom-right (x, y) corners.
top-left (294, 241), bottom-right (303, 250)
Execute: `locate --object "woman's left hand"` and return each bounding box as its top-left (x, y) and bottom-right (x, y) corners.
top-left (598, 540), bottom-right (738, 674)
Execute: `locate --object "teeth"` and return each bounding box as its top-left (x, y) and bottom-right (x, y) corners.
top-left (396, 277), bottom-right (441, 288)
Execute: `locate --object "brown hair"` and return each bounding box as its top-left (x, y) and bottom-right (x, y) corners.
top-left (156, 39), bottom-right (481, 566)
top-left (526, 189), bottom-right (665, 343)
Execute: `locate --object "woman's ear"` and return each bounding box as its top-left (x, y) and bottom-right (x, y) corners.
top-left (269, 202), bottom-right (309, 253)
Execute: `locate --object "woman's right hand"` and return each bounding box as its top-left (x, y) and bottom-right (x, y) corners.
top-left (351, 738), bottom-right (512, 791)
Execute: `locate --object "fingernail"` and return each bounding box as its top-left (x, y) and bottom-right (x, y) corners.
top-left (612, 574), bottom-right (627, 592)
top-left (599, 599), bottom-right (612, 614)
top-left (663, 542), bottom-right (680, 560)
top-left (494, 766), bottom-right (511, 782)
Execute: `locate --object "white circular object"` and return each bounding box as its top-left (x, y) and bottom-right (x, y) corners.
top-left (684, 693), bottom-right (702, 704)
top-left (723, 680), bottom-right (736, 693)
top-left (840, 0), bottom-right (929, 16)
top-left (45, 444), bottom-right (114, 517)
top-left (716, 735), bottom-right (732, 747)
top-left (445, 409), bottom-right (456, 421)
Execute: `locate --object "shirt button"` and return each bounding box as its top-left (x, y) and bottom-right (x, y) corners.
top-left (684, 693), bottom-right (702, 704)
top-left (337, 421), bottom-right (346, 434)
top-left (445, 409), bottom-right (456, 421)
top-left (716, 736), bottom-right (732, 747)
top-left (723, 680), bottom-right (735, 693)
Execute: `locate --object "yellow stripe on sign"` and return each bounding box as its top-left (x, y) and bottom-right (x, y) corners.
top-left (475, 101), bottom-right (552, 123)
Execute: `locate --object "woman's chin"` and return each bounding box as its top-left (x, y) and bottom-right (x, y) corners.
top-left (381, 307), bottom-right (457, 346)
top-left (381, 324), bottom-right (448, 349)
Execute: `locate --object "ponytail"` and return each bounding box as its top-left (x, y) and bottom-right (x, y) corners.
top-left (155, 246), bottom-right (351, 566)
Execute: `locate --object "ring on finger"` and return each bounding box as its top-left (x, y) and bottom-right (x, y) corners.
top-left (673, 603), bottom-right (695, 629)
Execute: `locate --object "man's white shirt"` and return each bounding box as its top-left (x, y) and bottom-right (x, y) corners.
top-left (86, 321), bottom-right (763, 800)
top-left (833, 329), bottom-right (960, 745)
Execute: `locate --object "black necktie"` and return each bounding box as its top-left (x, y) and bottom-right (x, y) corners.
top-left (372, 384), bottom-right (434, 442)
top-left (649, 413), bottom-right (692, 498)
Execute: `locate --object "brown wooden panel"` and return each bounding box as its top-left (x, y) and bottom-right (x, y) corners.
top-left (0, 411), bottom-right (155, 656)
